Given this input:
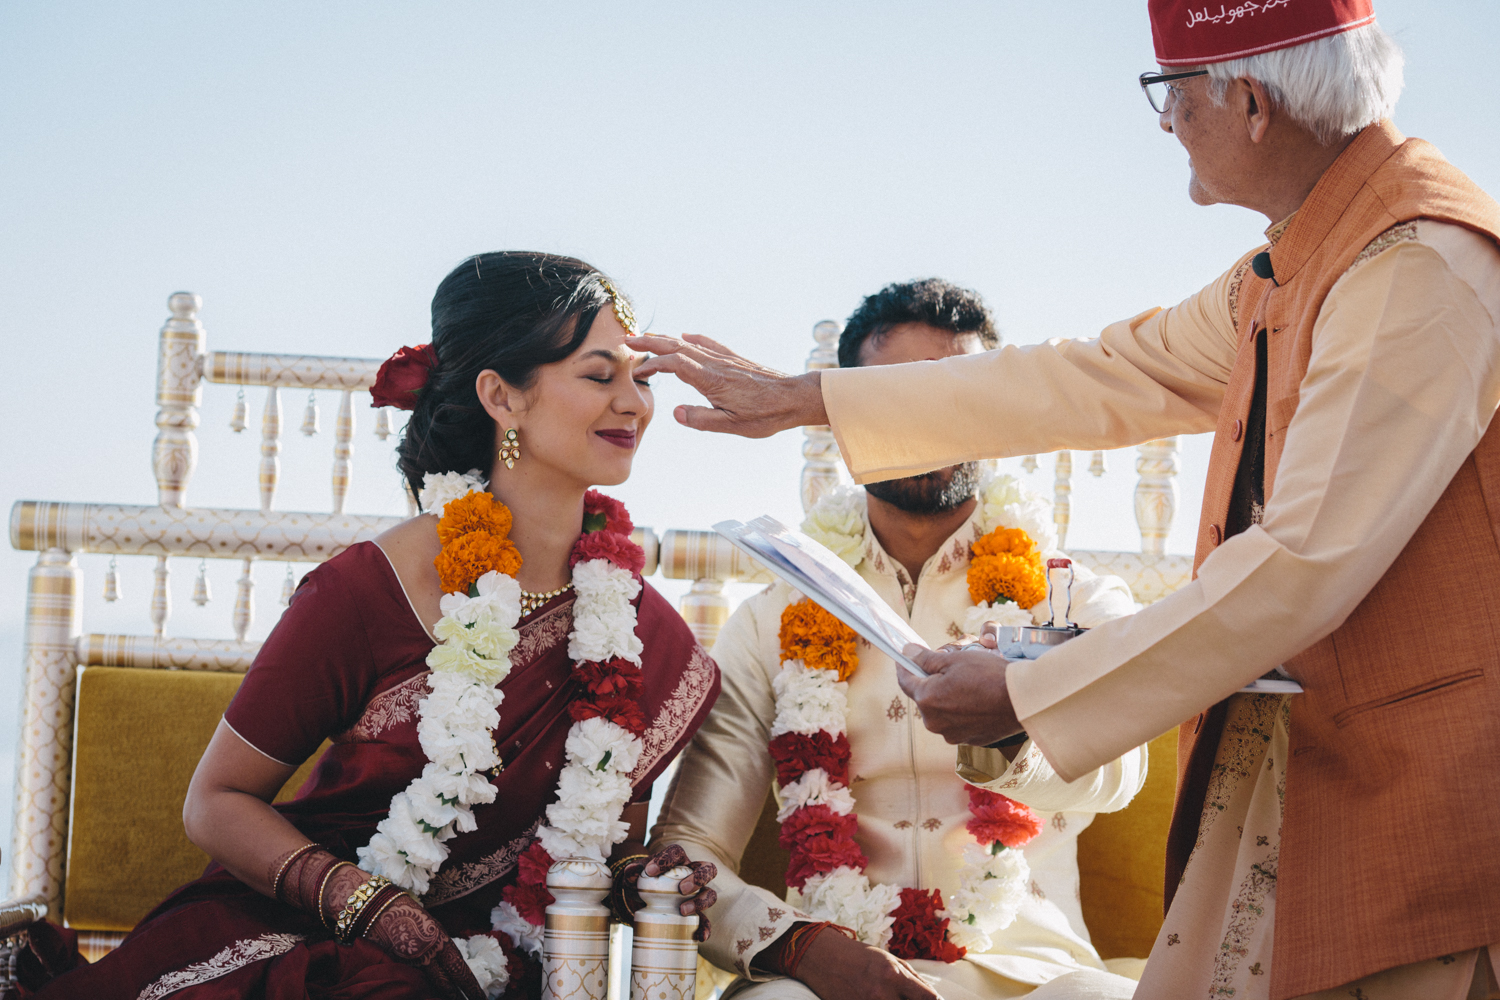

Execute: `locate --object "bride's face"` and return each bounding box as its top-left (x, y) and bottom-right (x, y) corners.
top-left (491, 309), bottom-right (653, 489)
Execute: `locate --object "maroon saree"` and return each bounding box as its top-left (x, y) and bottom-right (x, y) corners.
top-left (39, 541), bottom-right (719, 999)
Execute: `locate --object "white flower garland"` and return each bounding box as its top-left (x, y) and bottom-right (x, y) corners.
top-left (782, 474), bottom-right (1051, 955)
top-left (353, 474), bottom-right (645, 997)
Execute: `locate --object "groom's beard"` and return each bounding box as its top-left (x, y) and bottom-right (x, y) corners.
top-left (864, 462), bottom-right (981, 515)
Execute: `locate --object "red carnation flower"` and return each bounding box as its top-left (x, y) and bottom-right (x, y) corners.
top-left (776, 804), bottom-right (858, 853)
top-left (516, 842), bottom-right (553, 886)
top-left (570, 529), bottom-right (646, 573)
top-left (768, 731), bottom-right (851, 787)
top-left (582, 490), bottom-right (634, 537)
top-left (370, 343), bottom-right (437, 410)
top-left (570, 693), bottom-right (648, 736)
top-left (784, 833), bottom-right (867, 889)
top-left (886, 888), bottom-right (965, 963)
top-left (501, 878), bottom-right (553, 926)
top-left (966, 786), bottom-right (1042, 849)
top-left (575, 659), bottom-right (644, 702)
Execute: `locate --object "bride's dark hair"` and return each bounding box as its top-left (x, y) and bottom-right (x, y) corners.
top-left (397, 251), bottom-right (617, 505)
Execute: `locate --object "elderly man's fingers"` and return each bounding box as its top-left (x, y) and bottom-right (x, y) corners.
top-left (904, 645), bottom-right (953, 675)
top-left (895, 663), bottom-right (925, 701)
top-left (979, 621), bottom-right (1003, 649)
top-left (634, 350), bottom-right (705, 381)
top-left (631, 333), bottom-right (690, 355)
top-left (680, 332), bottom-right (738, 356)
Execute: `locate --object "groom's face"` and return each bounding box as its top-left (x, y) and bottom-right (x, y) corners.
top-left (857, 323), bottom-right (985, 515)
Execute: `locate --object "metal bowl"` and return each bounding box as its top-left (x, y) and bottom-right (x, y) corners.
top-left (993, 624), bottom-right (1087, 660)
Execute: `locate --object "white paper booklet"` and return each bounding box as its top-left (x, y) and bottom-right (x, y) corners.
top-left (714, 516), bottom-right (931, 678)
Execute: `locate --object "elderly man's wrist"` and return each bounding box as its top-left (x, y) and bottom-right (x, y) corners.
top-left (786, 371), bottom-right (828, 428)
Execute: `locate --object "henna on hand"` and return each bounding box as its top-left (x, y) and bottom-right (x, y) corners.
top-left (642, 844), bottom-right (718, 942)
top-left (367, 896), bottom-right (484, 1000)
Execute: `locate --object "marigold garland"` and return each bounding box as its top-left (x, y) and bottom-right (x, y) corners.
top-left (437, 491), bottom-right (515, 546)
top-left (435, 529), bottom-right (523, 595)
top-left (966, 525), bottom-right (1047, 610)
top-left (767, 488), bottom-right (1048, 965)
top-left (778, 599), bottom-right (859, 680)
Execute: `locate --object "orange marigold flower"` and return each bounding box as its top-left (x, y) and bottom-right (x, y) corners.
top-left (971, 526), bottom-right (1037, 560)
top-left (966, 553), bottom-right (1047, 610)
top-left (435, 529), bottom-right (523, 594)
top-left (779, 598), bottom-right (859, 680)
top-left (436, 491), bottom-right (513, 546)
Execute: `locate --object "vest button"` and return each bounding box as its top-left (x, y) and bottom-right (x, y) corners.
top-left (1210, 524), bottom-right (1222, 546)
top-left (1232, 419), bottom-right (1243, 441)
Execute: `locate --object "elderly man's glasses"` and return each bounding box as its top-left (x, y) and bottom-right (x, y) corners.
top-left (1139, 70), bottom-right (1209, 114)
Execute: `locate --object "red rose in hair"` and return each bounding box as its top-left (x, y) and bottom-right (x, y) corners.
top-left (886, 888), bottom-right (965, 963)
top-left (966, 786), bottom-right (1042, 849)
top-left (582, 490), bottom-right (634, 537)
top-left (570, 693), bottom-right (648, 736)
top-left (575, 659), bottom-right (644, 702)
top-left (784, 833), bottom-right (867, 889)
top-left (370, 343), bottom-right (437, 410)
top-left (768, 731), bottom-right (851, 787)
top-left (776, 804), bottom-right (858, 853)
top-left (570, 530), bottom-right (646, 573)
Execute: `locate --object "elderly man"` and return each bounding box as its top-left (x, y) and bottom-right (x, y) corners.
top-left (637, 3), bottom-right (1500, 998)
top-left (651, 279), bottom-right (1146, 1000)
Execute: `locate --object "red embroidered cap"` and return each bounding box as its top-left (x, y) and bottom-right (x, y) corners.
top-left (1150, 0), bottom-right (1375, 67)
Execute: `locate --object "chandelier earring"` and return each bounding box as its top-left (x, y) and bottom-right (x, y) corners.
top-left (498, 428), bottom-right (521, 469)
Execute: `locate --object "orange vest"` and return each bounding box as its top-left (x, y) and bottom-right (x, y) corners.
top-left (1172, 122), bottom-right (1500, 998)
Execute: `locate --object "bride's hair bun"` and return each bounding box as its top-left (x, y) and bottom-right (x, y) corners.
top-left (396, 251), bottom-right (615, 505)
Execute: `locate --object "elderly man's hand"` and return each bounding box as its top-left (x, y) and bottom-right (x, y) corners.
top-left (895, 644), bottom-right (1023, 746)
top-left (632, 333), bottom-right (828, 437)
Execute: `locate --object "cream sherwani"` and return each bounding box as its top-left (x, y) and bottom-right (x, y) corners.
top-left (821, 221), bottom-right (1500, 999)
top-left (650, 501), bottom-right (1146, 999)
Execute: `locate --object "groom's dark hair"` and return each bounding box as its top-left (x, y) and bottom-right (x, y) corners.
top-left (837, 278), bottom-right (999, 369)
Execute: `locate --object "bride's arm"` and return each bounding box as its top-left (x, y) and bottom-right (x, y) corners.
top-left (182, 718), bottom-right (306, 894)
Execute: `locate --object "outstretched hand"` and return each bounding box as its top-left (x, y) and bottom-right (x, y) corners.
top-left (632, 333), bottom-right (828, 438)
top-left (896, 644), bottom-right (1022, 746)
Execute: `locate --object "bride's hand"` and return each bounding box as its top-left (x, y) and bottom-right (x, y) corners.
top-left (636, 844), bottom-right (718, 942)
top-left (365, 894), bottom-right (486, 1000)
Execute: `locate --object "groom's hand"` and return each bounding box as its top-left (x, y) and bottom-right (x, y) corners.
top-left (632, 333), bottom-right (828, 437)
top-left (896, 644), bottom-right (1022, 746)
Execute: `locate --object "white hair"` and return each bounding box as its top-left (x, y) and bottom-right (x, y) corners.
top-left (1203, 22), bottom-right (1405, 145)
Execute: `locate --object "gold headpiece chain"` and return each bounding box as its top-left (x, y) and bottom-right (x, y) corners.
top-left (599, 277), bottom-right (639, 336)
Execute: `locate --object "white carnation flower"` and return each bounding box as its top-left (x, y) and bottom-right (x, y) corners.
top-left (775, 768), bottom-right (856, 821)
top-left (800, 486), bottom-right (868, 568)
top-left (438, 571), bottom-right (523, 627)
top-left (946, 922), bottom-right (993, 954)
top-left (419, 469), bottom-right (487, 517)
top-left (961, 600), bottom-right (1039, 637)
top-left (567, 593), bottom-right (643, 664)
top-left (419, 761), bottom-right (498, 808)
top-left (426, 643), bottom-right (508, 686)
top-left (979, 475), bottom-right (1058, 554)
top-left (405, 773), bottom-right (462, 833)
top-left (565, 717), bottom-right (642, 775)
top-left (771, 665), bottom-right (848, 738)
top-left (491, 901), bottom-right (545, 959)
top-left (944, 843), bottom-right (1030, 938)
top-left (798, 867), bottom-right (901, 948)
top-left (454, 934), bottom-right (510, 999)
top-left (417, 708), bottom-right (499, 774)
top-left (357, 831), bottom-right (416, 887)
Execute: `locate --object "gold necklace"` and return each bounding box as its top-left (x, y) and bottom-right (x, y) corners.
top-left (520, 583), bottom-right (572, 616)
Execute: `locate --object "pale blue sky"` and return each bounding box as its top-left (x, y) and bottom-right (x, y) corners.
top-left (3, 2), bottom-right (1497, 896)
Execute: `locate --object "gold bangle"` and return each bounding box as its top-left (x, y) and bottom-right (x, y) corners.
top-left (317, 861), bottom-right (354, 930)
top-left (271, 843), bottom-right (319, 902)
top-left (609, 853), bottom-right (649, 880)
top-left (335, 875), bottom-right (393, 944)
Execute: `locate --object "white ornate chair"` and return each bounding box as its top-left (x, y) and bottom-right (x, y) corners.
top-left (1, 296), bottom-right (1192, 981)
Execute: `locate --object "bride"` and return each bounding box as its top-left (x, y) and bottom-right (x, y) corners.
top-left (40, 253), bottom-right (721, 1000)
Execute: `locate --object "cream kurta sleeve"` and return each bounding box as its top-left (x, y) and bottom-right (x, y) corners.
top-left (820, 251), bottom-right (1253, 485)
top-left (1008, 226), bottom-right (1500, 781)
top-left (649, 589), bottom-right (805, 981)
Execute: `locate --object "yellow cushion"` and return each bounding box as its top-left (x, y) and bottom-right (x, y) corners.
top-left (63, 667), bottom-right (325, 932)
top-left (1075, 728), bottom-right (1178, 960)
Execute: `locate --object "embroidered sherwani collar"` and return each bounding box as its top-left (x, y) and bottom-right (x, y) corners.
top-left (859, 500), bottom-right (986, 611)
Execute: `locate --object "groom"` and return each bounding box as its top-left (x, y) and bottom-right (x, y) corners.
top-left (638, 1), bottom-right (1500, 997)
top-left (650, 279), bottom-right (1146, 1000)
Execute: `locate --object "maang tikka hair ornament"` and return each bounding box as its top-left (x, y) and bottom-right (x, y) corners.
top-left (599, 277), bottom-right (639, 336)
top-left (498, 428), bottom-right (521, 469)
